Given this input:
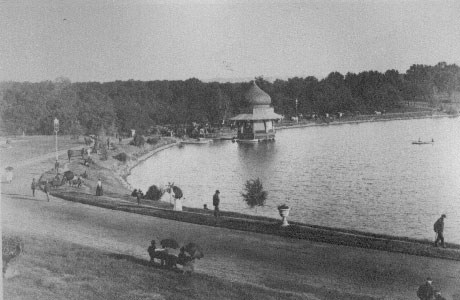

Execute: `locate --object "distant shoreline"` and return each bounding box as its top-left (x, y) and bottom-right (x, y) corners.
top-left (275, 111), bottom-right (457, 130)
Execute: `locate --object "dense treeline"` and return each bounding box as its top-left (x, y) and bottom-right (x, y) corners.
top-left (1, 62), bottom-right (459, 135)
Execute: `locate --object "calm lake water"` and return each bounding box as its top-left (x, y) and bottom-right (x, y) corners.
top-left (128, 118), bottom-right (460, 243)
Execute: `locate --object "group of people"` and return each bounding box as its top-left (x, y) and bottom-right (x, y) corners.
top-left (147, 240), bottom-right (195, 274)
top-left (417, 277), bottom-right (446, 300)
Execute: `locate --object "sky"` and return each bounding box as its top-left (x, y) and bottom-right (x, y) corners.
top-left (1, 0), bottom-right (460, 83)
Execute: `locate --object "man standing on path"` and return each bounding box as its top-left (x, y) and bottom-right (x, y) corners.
top-left (96, 178), bottom-right (103, 196)
top-left (417, 277), bottom-right (435, 300)
top-left (55, 160), bottom-right (60, 174)
top-left (213, 190), bottom-right (220, 218)
top-left (434, 214), bottom-right (446, 247)
top-left (31, 178), bottom-right (36, 197)
top-left (44, 181), bottom-right (50, 202)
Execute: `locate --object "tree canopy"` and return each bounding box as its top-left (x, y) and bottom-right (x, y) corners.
top-left (1, 62), bottom-right (459, 135)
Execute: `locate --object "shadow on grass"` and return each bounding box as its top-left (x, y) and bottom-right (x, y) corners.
top-left (1, 193), bottom-right (45, 202)
top-left (106, 253), bottom-right (152, 267)
top-left (105, 253), bottom-right (187, 275)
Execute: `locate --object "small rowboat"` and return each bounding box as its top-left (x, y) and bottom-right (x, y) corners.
top-left (412, 141), bottom-right (433, 145)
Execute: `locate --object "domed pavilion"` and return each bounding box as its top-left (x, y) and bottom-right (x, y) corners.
top-left (230, 82), bottom-right (282, 142)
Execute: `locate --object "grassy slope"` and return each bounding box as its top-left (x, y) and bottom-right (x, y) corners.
top-left (3, 232), bottom-right (312, 300)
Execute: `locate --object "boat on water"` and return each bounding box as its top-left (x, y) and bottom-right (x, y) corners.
top-left (234, 138), bottom-right (276, 144)
top-left (235, 139), bottom-right (260, 144)
top-left (181, 138), bottom-right (212, 145)
top-left (412, 139), bottom-right (434, 145)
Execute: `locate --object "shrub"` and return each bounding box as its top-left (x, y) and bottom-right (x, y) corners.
top-left (113, 152), bottom-right (128, 162)
top-left (131, 189), bottom-right (144, 198)
top-left (145, 185), bottom-right (165, 201)
top-left (130, 133), bottom-right (145, 147)
top-left (146, 136), bottom-right (161, 145)
top-left (160, 128), bottom-right (171, 137)
top-left (445, 107), bottom-right (458, 115)
top-left (241, 178), bottom-right (268, 209)
top-left (277, 204), bottom-right (289, 210)
top-left (100, 145), bottom-right (108, 161)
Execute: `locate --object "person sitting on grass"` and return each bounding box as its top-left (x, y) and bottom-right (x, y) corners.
top-left (177, 247), bottom-right (195, 274)
top-left (147, 240), bottom-right (168, 267)
top-left (147, 240), bottom-right (157, 264)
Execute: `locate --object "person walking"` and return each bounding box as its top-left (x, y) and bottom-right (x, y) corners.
top-left (54, 160), bottom-right (60, 174)
top-left (44, 181), bottom-right (50, 202)
top-left (31, 178), bottom-right (36, 197)
top-left (213, 190), bottom-right (220, 218)
top-left (417, 277), bottom-right (435, 300)
top-left (76, 176), bottom-right (82, 188)
top-left (434, 214), bottom-right (446, 247)
top-left (136, 189), bottom-right (143, 205)
top-left (96, 178), bottom-right (103, 196)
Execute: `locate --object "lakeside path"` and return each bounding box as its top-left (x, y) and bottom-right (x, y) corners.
top-left (2, 136), bottom-right (460, 299)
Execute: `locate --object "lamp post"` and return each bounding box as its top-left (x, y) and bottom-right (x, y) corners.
top-left (54, 118), bottom-right (59, 160)
top-left (295, 98), bottom-right (298, 123)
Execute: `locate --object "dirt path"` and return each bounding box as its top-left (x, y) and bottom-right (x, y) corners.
top-left (2, 151), bottom-right (460, 300)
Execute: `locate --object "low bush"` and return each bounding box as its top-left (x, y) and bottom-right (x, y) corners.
top-left (146, 136), bottom-right (161, 145)
top-left (241, 178), bottom-right (268, 209)
top-left (145, 185), bottom-right (165, 201)
top-left (113, 152), bottom-right (128, 162)
top-left (100, 146), bottom-right (108, 161)
top-left (130, 134), bottom-right (145, 147)
top-left (277, 204), bottom-right (289, 210)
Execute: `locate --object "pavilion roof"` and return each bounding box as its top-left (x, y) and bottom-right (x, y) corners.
top-left (245, 82), bottom-right (272, 106)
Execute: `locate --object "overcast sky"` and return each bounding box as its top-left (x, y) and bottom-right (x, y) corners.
top-left (1, 0), bottom-right (460, 82)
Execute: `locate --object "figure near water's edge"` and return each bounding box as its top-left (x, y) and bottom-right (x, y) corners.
top-left (213, 190), bottom-right (220, 218)
top-left (433, 214), bottom-right (446, 248)
top-left (96, 178), bottom-right (103, 196)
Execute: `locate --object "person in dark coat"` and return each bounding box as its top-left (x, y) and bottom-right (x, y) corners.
top-left (147, 240), bottom-right (157, 264)
top-left (417, 277), bottom-right (435, 300)
top-left (136, 189), bottom-right (142, 205)
top-left (31, 178), bottom-right (36, 197)
top-left (213, 190), bottom-right (220, 218)
top-left (96, 178), bottom-right (103, 196)
top-left (54, 160), bottom-right (60, 174)
top-left (44, 181), bottom-right (50, 202)
top-left (434, 214), bottom-right (446, 247)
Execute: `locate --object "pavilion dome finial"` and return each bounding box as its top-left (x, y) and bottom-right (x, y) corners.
top-left (245, 81), bottom-right (271, 106)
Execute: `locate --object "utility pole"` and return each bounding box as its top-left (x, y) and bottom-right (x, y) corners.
top-left (54, 118), bottom-right (59, 160)
top-left (295, 98), bottom-right (298, 123)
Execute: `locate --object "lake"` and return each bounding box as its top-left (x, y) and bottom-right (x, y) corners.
top-left (128, 117), bottom-right (460, 243)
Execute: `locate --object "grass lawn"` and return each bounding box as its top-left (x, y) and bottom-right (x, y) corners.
top-left (3, 232), bottom-right (306, 300)
top-left (0, 135), bottom-right (84, 165)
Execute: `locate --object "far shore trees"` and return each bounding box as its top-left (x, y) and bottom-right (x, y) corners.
top-left (1, 62), bottom-right (459, 135)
